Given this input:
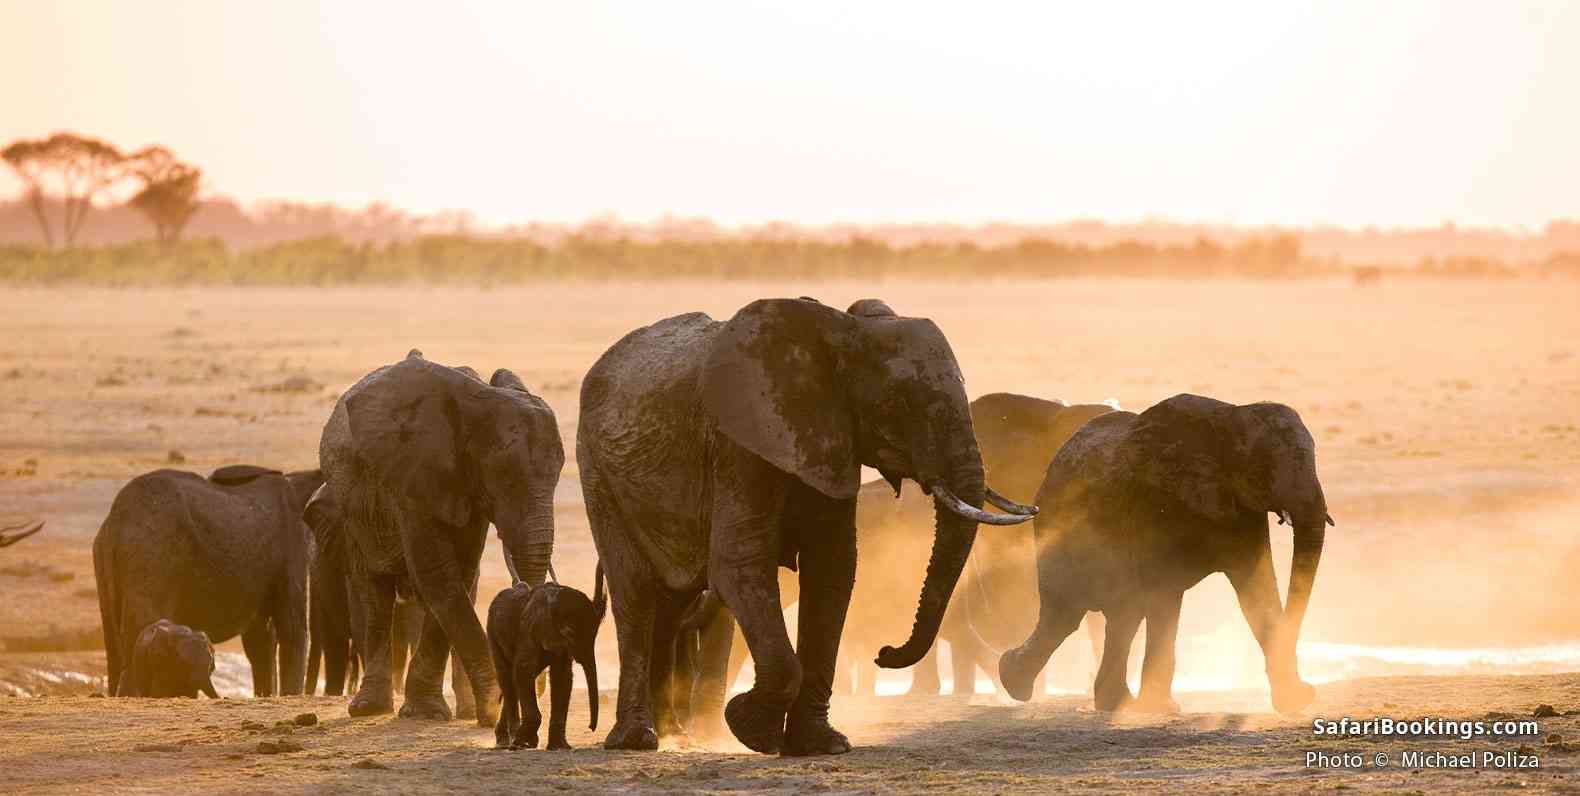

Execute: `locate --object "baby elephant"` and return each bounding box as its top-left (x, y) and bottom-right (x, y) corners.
top-left (117, 619), bottom-right (219, 698)
top-left (488, 566), bottom-right (606, 750)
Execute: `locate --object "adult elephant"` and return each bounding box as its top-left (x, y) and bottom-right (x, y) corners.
top-left (93, 465), bottom-right (323, 697)
top-left (579, 297), bottom-right (1036, 755)
top-left (999, 394), bottom-right (1332, 714)
top-left (315, 350), bottom-right (562, 725)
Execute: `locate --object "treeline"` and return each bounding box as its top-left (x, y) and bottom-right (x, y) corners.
top-left (0, 233), bottom-right (1334, 284)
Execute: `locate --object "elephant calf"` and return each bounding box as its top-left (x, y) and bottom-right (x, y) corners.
top-left (117, 619), bottom-right (219, 698)
top-left (487, 567), bottom-right (606, 751)
top-left (1000, 394), bottom-right (1333, 715)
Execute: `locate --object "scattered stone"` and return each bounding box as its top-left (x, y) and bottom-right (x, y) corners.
top-left (167, 450), bottom-right (186, 464)
top-left (240, 720), bottom-right (267, 732)
top-left (88, 691), bottom-right (104, 698)
top-left (166, 327), bottom-right (198, 338)
top-left (95, 375), bottom-right (127, 387)
top-left (1546, 733), bottom-right (1563, 744)
top-left (351, 759), bottom-right (388, 770)
top-left (1534, 704), bottom-right (1560, 718)
top-left (256, 740), bottom-right (303, 754)
top-left (267, 724), bottom-right (295, 735)
top-left (133, 743), bottom-right (181, 752)
top-left (293, 712), bottom-right (318, 727)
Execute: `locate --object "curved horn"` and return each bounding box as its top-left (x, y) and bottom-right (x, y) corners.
top-left (933, 486), bottom-right (1034, 526)
top-left (0, 520), bottom-right (44, 548)
top-left (983, 487), bottom-right (1039, 517)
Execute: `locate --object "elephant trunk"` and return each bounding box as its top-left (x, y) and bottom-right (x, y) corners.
top-left (875, 461), bottom-right (985, 669)
top-left (199, 676), bottom-right (219, 699)
top-left (1280, 513), bottom-right (1326, 657)
top-left (580, 649), bottom-right (599, 731)
top-left (503, 483), bottom-right (556, 588)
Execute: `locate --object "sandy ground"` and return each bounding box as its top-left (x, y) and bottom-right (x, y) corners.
top-left (2, 279), bottom-right (1579, 792)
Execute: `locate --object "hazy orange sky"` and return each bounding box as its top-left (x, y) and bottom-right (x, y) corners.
top-left (2, 1), bottom-right (1576, 228)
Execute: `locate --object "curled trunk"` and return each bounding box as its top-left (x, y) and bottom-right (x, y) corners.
top-left (875, 465), bottom-right (984, 669)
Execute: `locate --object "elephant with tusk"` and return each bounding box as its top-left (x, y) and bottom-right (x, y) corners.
top-left (578, 297), bottom-right (1036, 755)
top-left (0, 520), bottom-right (44, 548)
top-left (1000, 393), bottom-right (1332, 715)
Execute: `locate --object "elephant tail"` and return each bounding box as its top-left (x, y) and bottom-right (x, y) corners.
top-left (92, 531), bottom-right (120, 696)
top-left (591, 561), bottom-right (607, 628)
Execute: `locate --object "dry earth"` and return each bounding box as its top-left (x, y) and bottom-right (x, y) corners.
top-left (2, 279), bottom-right (1579, 793)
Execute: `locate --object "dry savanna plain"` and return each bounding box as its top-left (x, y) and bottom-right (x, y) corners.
top-left (2, 279), bottom-right (1579, 793)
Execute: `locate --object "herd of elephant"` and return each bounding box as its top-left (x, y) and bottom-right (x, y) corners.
top-left (85, 296), bottom-right (1332, 756)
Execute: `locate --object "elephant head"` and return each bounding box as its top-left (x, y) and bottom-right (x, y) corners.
top-left (144, 620), bottom-right (219, 698)
top-left (700, 298), bottom-right (1036, 670)
top-left (0, 520), bottom-right (44, 548)
top-left (545, 566), bottom-right (608, 731)
top-left (344, 351), bottom-right (564, 587)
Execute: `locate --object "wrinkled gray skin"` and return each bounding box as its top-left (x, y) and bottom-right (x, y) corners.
top-left (579, 298), bottom-right (1033, 755)
top-left (314, 351), bottom-right (563, 726)
top-left (0, 520), bottom-right (45, 548)
top-left (1000, 394), bottom-right (1332, 714)
top-left (117, 619), bottom-right (219, 698)
top-left (487, 568), bottom-right (607, 750)
top-left (303, 494), bottom-right (474, 715)
top-left (93, 465), bottom-right (323, 697)
top-left (674, 395), bottom-right (1108, 725)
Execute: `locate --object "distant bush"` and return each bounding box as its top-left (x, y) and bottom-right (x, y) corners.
top-left (0, 232), bottom-right (1364, 285)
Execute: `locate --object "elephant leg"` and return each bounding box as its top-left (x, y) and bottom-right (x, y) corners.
top-left (390, 599), bottom-right (420, 694)
top-left (1092, 605), bottom-right (1143, 712)
top-left (272, 580), bottom-right (309, 696)
top-left (547, 656), bottom-right (574, 750)
top-left (648, 598), bottom-right (687, 742)
top-left (782, 496), bottom-right (856, 756)
top-left (401, 608), bottom-right (455, 721)
top-left (494, 655), bottom-right (518, 749)
top-left (322, 629), bottom-right (350, 697)
top-left (1226, 549), bottom-right (1315, 713)
top-left (349, 572), bottom-right (397, 717)
top-left (908, 642), bottom-right (943, 696)
top-left (306, 626), bottom-right (322, 696)
top-left (512, 653), bottom-right (544, 749)
top-left (689, 604), bottom-right (736, 742)
top-left (1135, 590), bottom-right (1183, 713)
top-left (241, 619), bottom-right (277, 698)
top-left (999, 560), bottom-right (1085, 703)
top-left (400, 525), bottom-right (498, 726)
top-left (451, 568), bottom-right (480, 721)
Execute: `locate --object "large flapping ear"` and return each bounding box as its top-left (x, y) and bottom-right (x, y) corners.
top-left (700, 299), bottom-right (858, 499)
top-left (344, 358), bottom-right (473, 527)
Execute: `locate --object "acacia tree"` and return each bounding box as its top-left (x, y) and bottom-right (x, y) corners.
top-left (126, 146), bottom-right (203, 245)
top-left (1, 132), bottom-right (129, 248)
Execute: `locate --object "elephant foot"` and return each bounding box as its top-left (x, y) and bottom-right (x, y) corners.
top-left (783, 712), bottom-right (851, 757)
top-left (997, 650), bottom-right (1038, 703)
top-left (398, 690), bottom-right (454, 721)
top-left (1093, 685), bottom-right (1134, 713)
top-left (546, 737), bottom-right (572, 751)
top-left (347, 685), bottom-right (394, 717)
top-left (511, 730), bottom-right (539, 750)
top-left (725, 692), bottom-right (787, 755)
top-left (1128, 693), bottom-right (1182, 714)
top-left (1271, 679), bottom-right (1316, 715)
top-left (603, 717), bottom-right (659, 751)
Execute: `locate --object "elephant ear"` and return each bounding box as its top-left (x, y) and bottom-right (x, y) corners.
top-left (700, 299), bottom-right (857, 500)
top-left (344, 359), bottom-right (473, 527)
top-left (1130, 394), bottom-right (1240, 522)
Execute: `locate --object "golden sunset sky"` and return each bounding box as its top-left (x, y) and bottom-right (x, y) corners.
top-left (2, 1), bottom-right (1576, 228)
